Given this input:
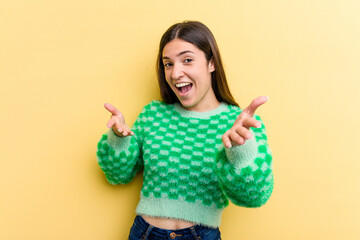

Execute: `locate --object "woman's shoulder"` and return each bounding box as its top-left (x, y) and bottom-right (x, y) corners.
top-left (224, 103), bottom-right (242, 116)
top-left (227, 103), bottom-right (241, 111)
top-left (143, 99), bottom-right (168, 109)
top-left (140, 100), bottom-right (172, 114)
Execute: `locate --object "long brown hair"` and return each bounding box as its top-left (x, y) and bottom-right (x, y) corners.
top-left (156, 21), bottom-right (239, 107)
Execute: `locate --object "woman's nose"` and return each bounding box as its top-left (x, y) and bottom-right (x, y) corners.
top-left (171, 64), bottom-right (184, 80)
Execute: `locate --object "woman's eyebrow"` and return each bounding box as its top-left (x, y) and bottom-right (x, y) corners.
top-left (162, 50), bottom-right (195, 60)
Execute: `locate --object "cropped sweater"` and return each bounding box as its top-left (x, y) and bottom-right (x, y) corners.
top-left (96, 100), bottom-right (274, 228)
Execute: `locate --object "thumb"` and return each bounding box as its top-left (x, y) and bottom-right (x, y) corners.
top-left (245, 96), bottom-right (269, 116)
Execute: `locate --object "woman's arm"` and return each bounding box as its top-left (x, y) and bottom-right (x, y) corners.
top-left (96, 104), bottom-right (149, 185)
top-left (217, 96), bottom-right (274, 207)
top-left (216, 116), bottom-right (274, 207)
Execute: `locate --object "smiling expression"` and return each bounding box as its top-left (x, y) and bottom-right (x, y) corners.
top-left (162, 38), bottom-right (220, 112)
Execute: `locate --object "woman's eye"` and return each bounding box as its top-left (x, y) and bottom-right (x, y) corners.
top-left (164, 62), bottom-right (172, 67)
top-left (184, 58), bottom-right (192, 63)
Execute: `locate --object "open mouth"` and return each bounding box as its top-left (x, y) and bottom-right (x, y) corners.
top-left (175, 82), bottom-right (193, 95)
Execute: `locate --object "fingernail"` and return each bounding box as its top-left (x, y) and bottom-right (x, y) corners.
top-left (117, 129), bottom-right (122, 132)
top-left (228, 144), bottom-right (232, 148)
top-left (131, 132), bottom-right (134, 136)
top-left (266, 96), bottom-right (269, 101)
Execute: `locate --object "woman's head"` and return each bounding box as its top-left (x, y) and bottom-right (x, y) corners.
top-left (156, 21), bottom-right (239, 108)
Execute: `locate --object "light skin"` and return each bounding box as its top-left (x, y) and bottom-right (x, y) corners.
top-left (103, 38), bottom-right (268, 229)
top-left (162, 38), bottom-right (218, 112)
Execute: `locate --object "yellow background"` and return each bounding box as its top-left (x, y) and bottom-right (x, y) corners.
top-left (1, 0), bottom-right (359, 239)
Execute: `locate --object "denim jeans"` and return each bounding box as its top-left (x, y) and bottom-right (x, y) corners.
top-left (128, 215), bottom-right (222, 240)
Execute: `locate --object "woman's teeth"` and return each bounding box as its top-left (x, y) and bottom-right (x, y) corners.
top-left (175, 82), bottom-right (191, 88)
top-left (175, 82), bottom-right (192, 94)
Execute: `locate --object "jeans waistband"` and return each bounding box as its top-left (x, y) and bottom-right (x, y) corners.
top-left (134, 215), bottom-right (218, 239)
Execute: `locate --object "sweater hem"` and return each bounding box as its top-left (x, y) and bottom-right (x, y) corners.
top-left (135, 195), bottom-right (224, 228)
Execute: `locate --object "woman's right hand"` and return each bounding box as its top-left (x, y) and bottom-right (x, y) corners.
top-left (104, 103), bottom-right (134, 137)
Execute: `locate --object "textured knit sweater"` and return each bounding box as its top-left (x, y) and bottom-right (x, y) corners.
top-left (97, 100), bottom-right (274, 228)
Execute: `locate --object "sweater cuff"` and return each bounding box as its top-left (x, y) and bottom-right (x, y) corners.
top-left (225, 136), bottom-right (259, 169)
top-left (106, 129), bottom-right (132, 151)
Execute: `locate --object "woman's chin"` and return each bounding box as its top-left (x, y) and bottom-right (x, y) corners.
top-left (178, 99), bottom-right (195, 109)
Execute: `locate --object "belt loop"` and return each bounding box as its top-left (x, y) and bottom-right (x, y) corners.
top-left (190, 227), bottom-right (200, 240)
top-left (141, 225), bottom-right (153, 240)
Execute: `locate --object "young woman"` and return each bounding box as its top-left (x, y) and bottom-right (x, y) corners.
top-left (97, 21), bottom-right (274, 240)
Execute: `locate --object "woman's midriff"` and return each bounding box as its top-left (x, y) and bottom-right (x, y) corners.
top-left (141, 215), bottom-right (196, 230)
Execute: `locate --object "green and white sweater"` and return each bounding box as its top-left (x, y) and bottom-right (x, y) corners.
top-left (97, 100), bottom-right (274, 228)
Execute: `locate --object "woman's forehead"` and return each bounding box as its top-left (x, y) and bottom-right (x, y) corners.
top-left (162, 39), bottom-right (202, 58)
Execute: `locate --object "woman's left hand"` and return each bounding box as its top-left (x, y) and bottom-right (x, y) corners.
top-left (222, 96), bottom-right (269, 148)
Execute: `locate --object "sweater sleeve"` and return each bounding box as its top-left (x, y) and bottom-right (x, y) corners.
top-left (96, 105), bottom-right (148, 185)
top-left (215, 115), bottom-right (274, 207)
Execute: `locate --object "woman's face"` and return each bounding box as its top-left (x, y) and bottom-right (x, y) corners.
top-left (162, 38), bottom-right (219, 112)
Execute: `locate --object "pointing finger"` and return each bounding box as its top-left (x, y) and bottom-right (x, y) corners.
top-left (104, 103), bottom-right (122, 116)
top-left (245, 96), bottom-right (269, 117)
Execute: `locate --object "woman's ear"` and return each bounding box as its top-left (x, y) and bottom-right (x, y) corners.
top-left (208, 58), bottom-right (215, 73)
